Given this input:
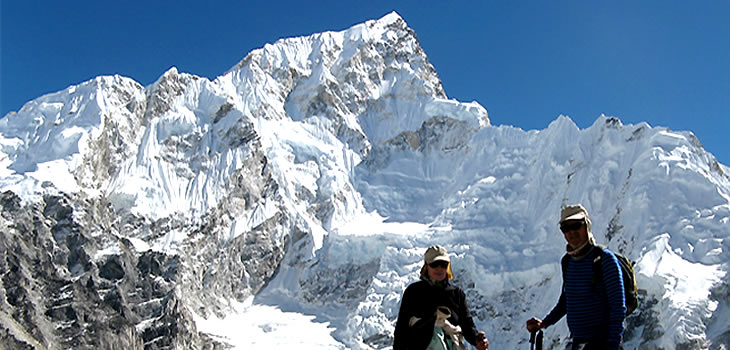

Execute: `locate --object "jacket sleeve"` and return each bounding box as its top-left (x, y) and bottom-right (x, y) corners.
top-left (455, 288), bottom-right (478, 346)
top-left (602, 251), bottom-right (626, 349)
top-left (542, 290), bottom-right (566, 327)
top-left (453, 288), bottom-right (480, 346)
top-left (393, 286), bottom-right (413, 350)
top-left (394, 284), bottom-right (435, 350)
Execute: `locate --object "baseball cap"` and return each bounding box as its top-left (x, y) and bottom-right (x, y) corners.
top-left (560, 204), bottom-right (588, 223)
top-left (424, 245), bottom-right (450, 264)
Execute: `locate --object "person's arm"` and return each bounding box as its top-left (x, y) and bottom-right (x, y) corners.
top-left (453, 288), bottom-right (488, 350)
top-left (527, 258), bottom-right (568, 332)
top-left (602, 251), bottom-right (626, 350)
top-left (454, 288), bottom-right (479, 345)
top-left (393, 286), bottom-right (415, 350)
top-left (394, 284), bottom-right (436, 350)
top-left (541, 289), bottom-right (566, 327)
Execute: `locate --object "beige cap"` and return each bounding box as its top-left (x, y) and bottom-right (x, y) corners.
top-left (559, 204), bottom-right (595, 245)
top-left (560, 204), bottom-right (588, 223)
top-left (420, 245), bottom-right (454, 281)
top-left (424, 245), bottom-right (451, 264)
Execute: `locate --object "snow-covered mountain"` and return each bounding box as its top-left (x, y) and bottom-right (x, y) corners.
top-left (1, 11), bottom-right (729, 349)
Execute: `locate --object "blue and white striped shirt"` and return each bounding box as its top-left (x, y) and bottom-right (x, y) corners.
top-left (543, 246), bottom-right (626, 349)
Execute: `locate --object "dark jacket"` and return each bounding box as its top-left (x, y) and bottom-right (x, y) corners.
top-left (393, 278), bottom-right (480, 350)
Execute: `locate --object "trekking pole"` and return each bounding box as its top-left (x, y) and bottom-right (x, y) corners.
top-left (529, 331), bottom-right (535, 350)
top-left (529, 329), bottom-right (543, 350)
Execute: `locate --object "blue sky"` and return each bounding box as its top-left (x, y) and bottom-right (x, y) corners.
top-left (2, 1), bottom-right (728, 165)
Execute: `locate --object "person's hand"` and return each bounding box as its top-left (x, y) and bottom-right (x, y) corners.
top-left (476, 331), bottom-right (489, 350)
top-left (526, 317), bottom-right (545, 332)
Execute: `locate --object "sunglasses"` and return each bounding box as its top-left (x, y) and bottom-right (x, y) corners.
top-left (560, 221), bottom-right (585, 233)
top-left (428, 261), bottom-right (449, 269)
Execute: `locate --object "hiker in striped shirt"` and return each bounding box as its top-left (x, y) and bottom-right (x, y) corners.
top-left (526, 204), bottom-right (626, 350)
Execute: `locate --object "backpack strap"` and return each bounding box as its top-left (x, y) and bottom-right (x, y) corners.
top-left (560, 253), bottom-right (570, 291)
top-left (591, 245), bottom-right (606, 287)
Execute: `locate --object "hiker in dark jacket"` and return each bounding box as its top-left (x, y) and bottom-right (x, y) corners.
top-left (526, 204), bottom-right (626, 350)
top-left (394, 245), bottom-right (489, 350)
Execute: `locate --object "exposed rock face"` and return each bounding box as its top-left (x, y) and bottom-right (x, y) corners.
top-left (0, 188), bottom-right (258, 349)
top-left (0, 191), bottom-right (144, 349)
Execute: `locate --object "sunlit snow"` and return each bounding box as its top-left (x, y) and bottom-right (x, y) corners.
top-left (194, 299), bottom-right (344, 349)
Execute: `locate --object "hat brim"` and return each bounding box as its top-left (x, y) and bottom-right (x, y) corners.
top-left (561, 212), bottom-right (586, 222)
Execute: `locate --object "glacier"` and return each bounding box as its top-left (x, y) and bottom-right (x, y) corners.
top-left (1, 11), bottom-right (729, 350)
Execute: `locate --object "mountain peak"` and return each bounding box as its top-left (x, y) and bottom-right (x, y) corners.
top-left (376, 11), bottom-right (404, 26)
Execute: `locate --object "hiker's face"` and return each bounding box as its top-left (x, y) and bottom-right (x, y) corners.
top-left (427, 262), bottom-right (448, 281)
top-left (561, 220), bottom-right (588, 249)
